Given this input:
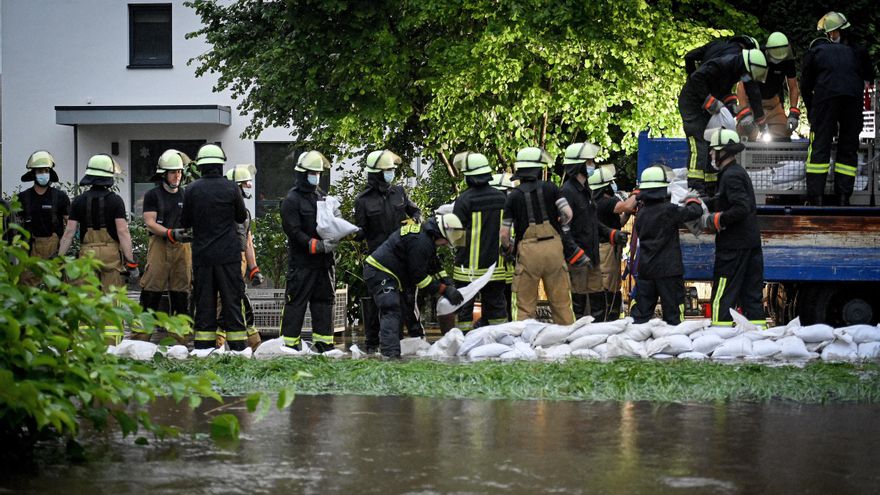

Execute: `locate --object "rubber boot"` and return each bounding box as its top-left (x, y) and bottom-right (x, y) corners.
top-left (313, 341), bottom-right (335, 353)
top-left (589, 292), bottom-right (607, 322)
top-left (168, 291), bottom-right (190, 317)
top-left (571, 293), bottom-right (589, 319)
top-left (607, 291), bottom-right (623, 321)
top-left (838, 194), bottom-right (850, 206)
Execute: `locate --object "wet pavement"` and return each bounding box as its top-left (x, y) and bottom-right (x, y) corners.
top-left (3, 396), bottom-right (878, 494)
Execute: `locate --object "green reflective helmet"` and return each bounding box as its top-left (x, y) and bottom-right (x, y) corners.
top-left (708, 128), bottom-right (745, 152)
top-left (453, 151), bottom-right (492, 176)
top-left (85, 154), bottom-right (118, 178)
top-left (489, 172), bottom-right (517, 191)
top-left (296, 150), bottom-right (331, 172)
top-left (563, 142), bottom-right (600, 165)
top-left (26, 150), bottom-right (56, 170)
top-left (809, 37), bottom-right (831, 49)
top-left (743, 48), bottom-right (768, 83)
top-left (365, 150), bottom-right (402, 173)
top-left (226, 164), bottom-right (256, 183)
top-left (639, 166), bottom-right (669, 190)
top-left (818, 11), bottom-right (850, 33)
top-left (436, 212), bottom-right (466, 248)
top-left (588, 164), bottom-right (616, 190)
top-left (196, 144), bottom-right (226, 166)
top-left (765, 32), bottom-right (792, 63)
top-left (157, 149), bottom-right (189, 173)
top-left (513, 147), bottom-right (552, 170)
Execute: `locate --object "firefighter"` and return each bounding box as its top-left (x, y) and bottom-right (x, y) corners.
top-left (760, 32), bottom-right (801, 141)
top-left (451, 152), bottom-right (508, 331)
top-left (353, 149), bottom-right (422, 352)
top-left (489, 172), bottom-right (516, 320)
top-left (560, 143), bottom-right (614, 319)
top-left (701, 129), bottom-right (765, 327)
top-left (501, 147), bottom-right (575, 324)
top-left (630, 166), bottom-right (704, 325)
top-left (17, 150), bottom-right (70, 285)
top-left (679, 48), bottom-right (768, 196)
top-left (133, 149), bottom-right (193, 343)
top-left (589, 165), bottom-right (634, 321)
top-left (58, 154), bottom-right (138, 345)
top-left (224, 164), bottom-right (264, 351)
top-left (181, 144), bottom-right (249, 355)
top-left (801, 11), bottom-right (875, 206)
top-left (280, 151), bottom-right (336, 353)
top-left (684, 35), bottom-right (759, 76)
top-left (364, 213), bottom-right (465, 358)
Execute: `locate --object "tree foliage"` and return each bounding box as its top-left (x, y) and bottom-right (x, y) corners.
top-left (187, 0), bottom-right (757, 166)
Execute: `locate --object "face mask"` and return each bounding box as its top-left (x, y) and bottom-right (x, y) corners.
top-left (307, 174), bottom-right (320, 186)
top-left (611, 181), bottom-right (618, 193)
top-left (240, 186), bottom-right (252, 199)
top-left (383, 170), bottom-right (395, 183)
top-left (35, 173), bottom-right (51, 186)
top-left (586, 166), bottom-right (595, 177)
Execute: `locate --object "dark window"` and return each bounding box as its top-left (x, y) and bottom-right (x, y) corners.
top-left (255, 142), bottom-right (301, 217)
top-left (128, 4), bottom-right (172, 68)
top-left (130, 140), bottom-right (204, 215)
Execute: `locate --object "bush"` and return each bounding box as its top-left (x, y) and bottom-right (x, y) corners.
top-left (251, 206), bottom-right (288, 288)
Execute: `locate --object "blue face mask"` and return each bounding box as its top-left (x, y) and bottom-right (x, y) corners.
top-left (611, 181), bottom-right (618, 193)
top-left (383, 170), bottom-right (395, 183)
top-left (35, 173), bottom-right (51, 187)
top-left (586, 166), bottom-right (595, 177)
top-left (307, 174), bottom-right (319, 186)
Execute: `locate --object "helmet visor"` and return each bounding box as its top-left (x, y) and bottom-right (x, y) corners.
top-left (766, 46), bottom-right (791, 63)
top-left (445, 227), bottom-right (466, 248)
top-left (750, 63), bottom-right (768, 83)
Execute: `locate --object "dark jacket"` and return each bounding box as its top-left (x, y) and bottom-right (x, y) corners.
top-left (503, 179), bottom-right (563, 250)
top-left (18, 186), bottom-right (70, 238)
top-left (679, 53), bottom-right (764, 120)
top-left (354, 173), bottom-right (421, 254)
top-left (453, 175), bottom-right (507, 280)
top-left (801, 41), bottom-right (874, 114)
top-left (561, 178), bottom-right (612, 267)
top-left (634, 193), bottom-right (703, 279)
top-left (281, 173), bottom-right (333, 269)
top-left (685, 39), bottom-right (744, 75)
top-left (707, 161), bottom-right (761, 250)
top-left (181, 167), bottom-right (247, 267)
top-left (367, 219), bottom-right (446, 293)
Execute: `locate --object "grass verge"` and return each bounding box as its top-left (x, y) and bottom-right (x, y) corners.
top-left (154, 357), bottom-right (880, 403)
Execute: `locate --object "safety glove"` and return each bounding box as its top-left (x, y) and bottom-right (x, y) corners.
top-left (700, 212), bottom-right (723, 233)
top-left (441, 283), bottom-right (464, 305)
top-left (736, 107), bottom-right (756, 128)
top-left (787, 107), bottom-right (801, 132)
top-left (610, 229), bottom-right (629, 247)
top-left (567, 248), bottom-right (589, 268)
top-left (248, 266), bottom-right (264, 287)
top-left (166, 228), bottom-right (193, 244)
top-left (703, 95), bottom-right (725, 114)
top-left (309, 238), bottom-right (337, 254)
top-left (125, 260), bottom-right (140, 285)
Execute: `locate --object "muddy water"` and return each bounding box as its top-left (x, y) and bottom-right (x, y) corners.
top-left (3, 397), bottom-right (878, 494)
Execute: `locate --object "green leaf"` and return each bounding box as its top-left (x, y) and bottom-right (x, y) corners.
top-left (246, 392), bottom-right (262, 413)
top-left (135, 436), bottom-right (149, 445)
top-left (277, 386), bottom-right (295, 410)
top-left (210, 413), bottom-right (240, 441)
top-left (113, 410), bottom-right (139, 438)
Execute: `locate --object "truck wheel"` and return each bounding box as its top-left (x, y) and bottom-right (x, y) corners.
top-left (799, 283), bottom-right (879, 326)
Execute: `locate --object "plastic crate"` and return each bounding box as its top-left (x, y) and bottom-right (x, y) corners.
top-left (861, 110), bottom-right (875, 140)
top-left (247, 286), bottom-right (348, 337)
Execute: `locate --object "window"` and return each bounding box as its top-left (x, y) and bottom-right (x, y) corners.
top-left (130, 140), bottom-right (205, 215)
top-left (128, 4), bottom-right (172, 68)
top-left (255, 142), bottom-right (301, 217)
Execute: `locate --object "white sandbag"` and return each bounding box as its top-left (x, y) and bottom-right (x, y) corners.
top-left (729, 309), bottom-right (760, 332)
top-left (165, 345), bottom-right (189, 360)
top-left (191, 347), bottom-right (226, 358)
top-left (622, 321), bottom-right (655, 342)
top-left (692, 334), bottom-right (725, 355)
top-left (690, 327), bottom-right (742, 340)
top-left (500, 341), bottom-right (538, 361)
top-left (711, 336), bottom-right (753, 359)
top-left (741, 331), bottom-right (771, 341)
top-left (436, 264), bottom-right (495, 316)
top-left (652, 318), bottom-right (710, 338)
top-left (841, 325), bottom-right (880, 344)
top-left (606, 335), bottom-right (647, 359)
top-left (427, 328), bottom-right (464, 358)
top-left (497, 334), bottom-right (516, 346)
top-left (316, 196), bottom-right (359, 243)
top-left (761, 326), bottom-right (789, 339)
top-left (821, 341), bottom-right (858, 361)
top-left (652, 353), bottom-right (675, 360)
top-left (468, 343), bottom-right (512, 360)
top-left (520, 320), bottom-right (548, 343)
top-left (678, 351), bottom-right (708, 360)
top-left (770, 161), bottom-right (806, 184)
top-left (115, 340), bottom-right (158, 361)
top-left (777, 336), bottom-right (813, 360)
top-left (321, 349), bottom-right (345, 359)
top-left (401, 337), bottom-right (430, 356)
top-left (752, 339), bottom-right (781, 358)
top-left (646, 334), bottom-right (693, 356)
top-left (106, 345), bottom-right (118, 355)
top-left (456, 327), bottom-right (499, 357)
top-left (593, 343), bottom-right (609, 359)
top-left (785, 316), bottom-right (801, 330)
top-left (706, 106), bottom-right (736, 131)
top-left (794, 324), bottom-right (834, 343)
top-left (349, 344), bottom-right (366, 359)
top-left (570, 315), bottom-right (595, 330)
top-left (806, 340), bottom-right (832, 353)
top-left (571, 348), bottom-right (600, 359)
top-left (489, 320), bottom-right (526, 337)
top-left (254, 338), bottom-right (290, 359)
top-left (532, 324), bottom-right (575, 347)
top-left (569, 334), bottom-right (609, 351)
top-left (857, 342), bottom-right (880, 359)
top-left (567, 321), bottom-right (627, 341)
top-left (541, 344), bottom-right (572, 361)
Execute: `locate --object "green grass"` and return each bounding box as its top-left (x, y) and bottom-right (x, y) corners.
top-left (153, 357), bottom-right (880, 403)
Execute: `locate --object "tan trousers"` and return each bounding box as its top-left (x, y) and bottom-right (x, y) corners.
top-left (599, 243), bottom-right (622, 293)
top-left (140, 236), bottom-right (192, 292)
top-left (22, 234), bottom-right (60, 286)
top-left (512, 222), bottom-right (574, 325)
top-left (80, 228), bottom-right (124, 290)
top-left (762, 96), bottom-right (789, 140)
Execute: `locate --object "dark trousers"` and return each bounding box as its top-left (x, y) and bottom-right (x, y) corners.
top-left (680, 100), bottom-right (714, 196)
top-left (280, 265), bottom-right (335, 350)
top-left (710, 247), bottom-right (765, 324)
top-left (806, 96), bottom-right (863, 197)
top-left (455, 279), bottom-right (509, 331)
top-left (363, 286), bottom-right (421, 349)
top-left (193, 263), bottom-right (246, 350)
top-left (364, 264), bottom-right (403, 358)
top-left (631, 276), bottom-right (685, 325)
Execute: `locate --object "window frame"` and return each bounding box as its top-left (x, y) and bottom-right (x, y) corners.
top-left (128, 3), bottom-right (173, 69)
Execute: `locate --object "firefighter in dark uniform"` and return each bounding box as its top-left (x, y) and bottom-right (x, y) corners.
top-left (630, 166), bottom-right (704, 325)
top-left (489, 172), bottom-right (516, 320)
top-left (181, 144), bottom-right (249, 355)
top-left (701, 129), bottom-right (765, 328)
top-left (280, 151), bottom-right (336, 353)
top-left (451, 152), bottom-right (508, 331)
top-left (58, 154), bottom-right (139, 345)
top-left (364, 213), bottom-right (466, 358)
top-left (224, 164), bottom-right (264, 351)
top-left (760, 32), bottom-right (801, 141)
top-left (801, 11), bottom-right (875, 206)
top-left (133, 149), bottom-right (192, 342)
top-left (560, 143), bottom-right (614, 319)
top-left (590, 165), bottom-right (634, 321)
top-left (685, 35), bottom-right (764, 124)
top-left (353, 150), bottom-right (422, 352)
top-left (501, 147), bottom-right (575, 324)
top-left (679, 49), bottom-right (768, 196)
top-left (17, 150), bottom-right (70, 286)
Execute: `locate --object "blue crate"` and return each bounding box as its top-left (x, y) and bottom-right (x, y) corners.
top-left (637, 131), bottom-right (690, 177)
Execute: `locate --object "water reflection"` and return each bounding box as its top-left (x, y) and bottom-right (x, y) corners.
top-left (3, 396), bottom-right (878, 494)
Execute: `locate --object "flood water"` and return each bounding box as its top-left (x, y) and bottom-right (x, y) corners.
top-left (3, 396), bottom-right (878, 494)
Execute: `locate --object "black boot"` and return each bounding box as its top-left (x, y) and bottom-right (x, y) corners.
top-left (571, 293), bottom-right (589, 319)
top-left (606, 291), bottom-right (623, 321)
top-left (838, 194), bottom-right (850, 206)
top-left (589, 292), bottom-right (607, 322)
top-left (168, 291), bottom-right (190, 317)
top-left (806, 195), bottom-right (823, 206)
top-left (139, 290), bottom-right (163, 312)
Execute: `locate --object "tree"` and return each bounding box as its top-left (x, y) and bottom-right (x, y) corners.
top-left (188, 0), bottom-right (757, 167)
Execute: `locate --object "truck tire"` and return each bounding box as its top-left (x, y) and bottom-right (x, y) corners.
top-left (798, 283), bottom-right (878, 326)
